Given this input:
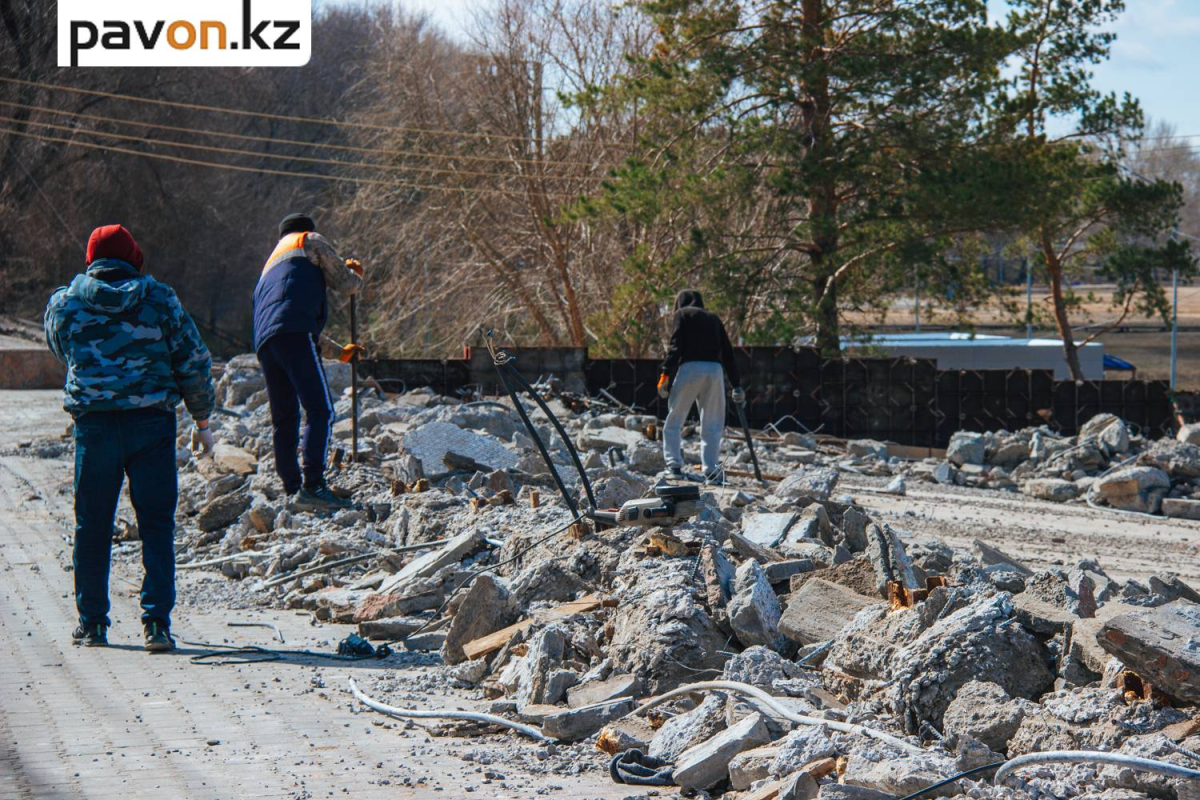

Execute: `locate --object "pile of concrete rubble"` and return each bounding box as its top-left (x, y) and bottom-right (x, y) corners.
top-left (110, 355), bottom-right (1200, 797)
top-left (827, 414), bottom-right (1200, 520)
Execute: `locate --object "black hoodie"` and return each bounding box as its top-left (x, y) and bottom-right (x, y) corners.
top-left (660, 290), bottom-right (741, 387)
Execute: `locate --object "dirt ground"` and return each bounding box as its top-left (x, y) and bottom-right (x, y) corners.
top-left (0, 392), bottom-right (626, 800)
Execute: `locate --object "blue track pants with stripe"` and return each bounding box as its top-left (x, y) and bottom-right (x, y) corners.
top-left (258, 332), bottom-right (335, 494)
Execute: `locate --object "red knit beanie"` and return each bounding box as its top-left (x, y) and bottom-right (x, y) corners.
top-left (86, 224), bottom-right (144, 270)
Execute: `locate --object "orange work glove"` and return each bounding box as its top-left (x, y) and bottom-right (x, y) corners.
top-left (657, 373), bottom-right (670, 399)
top-left (339, 343), bottom-right (366, 363)
top-left (345, 258), bottom-right (364, 277)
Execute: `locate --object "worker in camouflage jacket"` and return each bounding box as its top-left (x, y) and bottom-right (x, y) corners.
top-left (44, 224), bottom-right (215, 652)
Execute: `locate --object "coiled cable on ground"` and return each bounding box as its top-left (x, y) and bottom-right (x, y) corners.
top-left (348, 677), bottom-right (552, 742)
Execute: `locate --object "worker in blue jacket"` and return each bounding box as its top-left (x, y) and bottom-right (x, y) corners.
top-left (45, 224), bottom-right (214, 651)
top-left (253, 213), bottom-right (363, 510)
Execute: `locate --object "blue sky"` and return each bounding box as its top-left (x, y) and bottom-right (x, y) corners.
top-left (335, 0), bottom-right (1200, 137)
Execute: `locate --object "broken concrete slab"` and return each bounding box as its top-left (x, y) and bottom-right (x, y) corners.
top-left (768, 726), bottom-right (838, 778)
top-left (515, 624), bottom-right (568, 707)
top-left (211, 442), bottom-right (258, 476)
top-left (728, 559), bottom-right (785, 651)
top-left (401, 421), bottom-right (519, 476)
top-left (1148, 574), bottom-right (1200, 605)
top-left (729, 744), bottom-right (781, 790)
top-left (357, 615), bottom-right (428, 640)
top-left (442, 573), bottom-right (518, 665)
top-left (701, 544), bottom-right (737, 610)
top-left (742, 512), bottom-right (799, 549)
top-left (779, 770), bottom-right (819, 800)
top-left (403, 630), bottom-right (447, 651)
top-left (1162, 498), bottom-right (1200, 520)
top-left (196, 491), bottom-right (251, 532)
top-left (596, 717), bottom-right (656, 755)
top-left (774, 467), bottom-right (838, 502)
top-left (648, 693), bottom-right (727, 761)
top-left (779, 577), bottom-right (877, 645)
top-left (672, 711), bottom-right (771, 791)
top-left (729, 530), bottom-right (786, 563)
top-left (865, 522), bottom-right (918, 596)
top-left (376, 529), bottom-right (482, 595)
top-left (764, 559), bottom-right (816, 584)
top-left (1099, 600), bottom-right (1200, 703)
top-left (975, 539), bottom-right (1034, 577)
top-left (1096, 465), bottom-right (1171, 514)
top-left (541, 698), bottom-right (633, 742)
top-left (579, 426), bottom-right (644, 451)
top-left (1022, 478), bottom-right (1080, 503)
top-left (941, 680), bottom-right (1031, 752)
top-left (947, 431), bottom-right (986, 466)
top-left (566, 673), bottom-right (639, 709)
top-left (841, 507), bottom-right (872, 553)
top-left (841, 750), bottom-right (959, 796)
top-left (460, 594), bottom-right (606, 661)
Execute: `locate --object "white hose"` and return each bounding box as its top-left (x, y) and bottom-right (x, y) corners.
top-left (347, 677), bottom-right (552, 743)
top-left (995, 750), bottom-right (1200, 784)
top-left (630, 680), bottom-right (924, 755)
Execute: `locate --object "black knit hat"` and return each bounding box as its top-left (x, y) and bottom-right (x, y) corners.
top-left (279, 213), bottom-right (316, 238)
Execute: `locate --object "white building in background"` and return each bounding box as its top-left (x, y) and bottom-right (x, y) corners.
top-left (846, 332), bottom-right (1110, 381)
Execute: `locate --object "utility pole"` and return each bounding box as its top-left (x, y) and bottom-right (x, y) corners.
top-left (914, 266), bottom-right (921, 333)
top-left (1025, 258), bottom-right (1033, 340)
top-left (1171, 222), bottom-right (1179, 390)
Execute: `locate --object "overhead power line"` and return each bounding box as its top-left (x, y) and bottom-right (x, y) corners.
top-left (0, 75), bottom-right (632, 149)
top-left (0, 125), bottom-right (586, 200)
top-left (0, 113), bottom-right (603, 186)
top-left (0, 100), bottom-right (613, 170)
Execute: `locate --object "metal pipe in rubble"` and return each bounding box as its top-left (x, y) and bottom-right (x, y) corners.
top-left (348, 677), bottom-right (553, 742)
top-left (500, 360), bottom-right (598, 514)
top-left (492, 361), bottom-right (578, 518)
top-left (993, 750), bottom-right (1200, 785)
top-left (350, 294), bottom-right (359, 462)
top-left (630, 680), bottom-right (925, 756)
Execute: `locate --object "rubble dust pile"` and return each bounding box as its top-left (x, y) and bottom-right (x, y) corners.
top-left (9, 352), bottom-right (1200, 800)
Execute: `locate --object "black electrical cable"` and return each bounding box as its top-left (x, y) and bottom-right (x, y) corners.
top-left (185, 642), bottom-right (391, 666)
top-left (894, 761), bottom-right (1005, 800)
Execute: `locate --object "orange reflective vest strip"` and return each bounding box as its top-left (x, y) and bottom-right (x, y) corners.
top-left (261, 231), bottom-right (309, 279)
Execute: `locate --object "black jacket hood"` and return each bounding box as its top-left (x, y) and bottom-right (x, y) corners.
top-left (674, 290), bottom-right (704, 311)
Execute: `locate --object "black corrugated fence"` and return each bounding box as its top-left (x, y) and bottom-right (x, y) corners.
top-left (360, 346), bottom-right (1175, 447)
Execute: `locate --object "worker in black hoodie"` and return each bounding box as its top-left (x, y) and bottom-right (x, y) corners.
top-left (657, 290), bottom-right (743, 484)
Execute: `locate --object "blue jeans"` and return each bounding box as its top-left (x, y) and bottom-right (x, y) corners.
top-left (258, 332), bottom-right (335, 494)
top-left (73, 408), bottom-right (178, 629)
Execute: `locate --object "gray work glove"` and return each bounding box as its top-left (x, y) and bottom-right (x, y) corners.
top-left (731, 387), bottom-right (746, 405)
top-left (191, 424), bottom-right (214, 457)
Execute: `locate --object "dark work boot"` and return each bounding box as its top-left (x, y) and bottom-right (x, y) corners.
top-left (144, 619), bottom-right (175, 652)
top-left (72, 622), bottom-right (108, 647)
top-left (293, 481), bottom-right (352, 512)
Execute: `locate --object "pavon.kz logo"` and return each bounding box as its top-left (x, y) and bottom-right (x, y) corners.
top-left (58, 0), bottom-right (311, 67)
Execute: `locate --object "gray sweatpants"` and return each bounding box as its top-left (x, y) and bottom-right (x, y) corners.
top-left (662, 361), bottom-right (726, 474)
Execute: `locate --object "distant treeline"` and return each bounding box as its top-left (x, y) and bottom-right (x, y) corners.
top-left (1, 0), bottom-right (1197, 379)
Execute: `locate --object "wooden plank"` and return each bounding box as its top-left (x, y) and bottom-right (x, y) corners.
top-left (461, 593), bottom-right (606, 661)
top-left (742, 779), bottom-right (782, 800)
top-left (886, 442), bottom-right (947, 460)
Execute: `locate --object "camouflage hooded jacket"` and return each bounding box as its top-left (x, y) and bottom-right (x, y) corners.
top-left (44, 259), bottom-right (215, 419)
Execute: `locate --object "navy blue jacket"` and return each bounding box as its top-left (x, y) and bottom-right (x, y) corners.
top-left (252, 233), bottom-right (328, 352)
